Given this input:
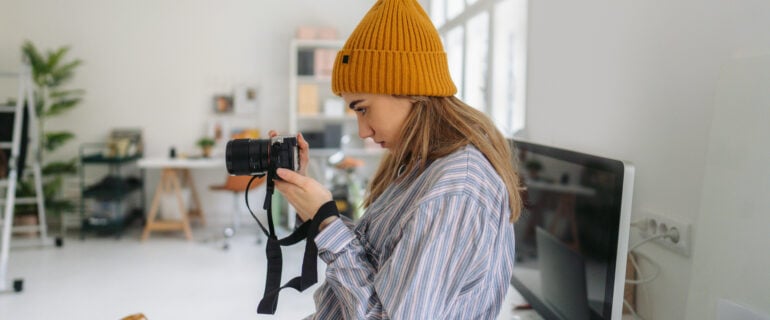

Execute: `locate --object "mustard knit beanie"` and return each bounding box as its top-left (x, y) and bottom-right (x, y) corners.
top-left (332, 0), bottom-right (457, 97)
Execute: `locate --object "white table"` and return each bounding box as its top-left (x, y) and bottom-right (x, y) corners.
top-left (138, 157), bottom-right (225, 241)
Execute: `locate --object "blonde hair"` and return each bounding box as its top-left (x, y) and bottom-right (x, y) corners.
top-left (364, 96), bottom-right (522, 222)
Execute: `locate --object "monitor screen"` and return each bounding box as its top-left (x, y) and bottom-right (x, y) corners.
top-left (509, 139), bottom-right (635, 320)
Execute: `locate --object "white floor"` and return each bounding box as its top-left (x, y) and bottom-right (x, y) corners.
top-left (1, 225), bottom-right (536, 320)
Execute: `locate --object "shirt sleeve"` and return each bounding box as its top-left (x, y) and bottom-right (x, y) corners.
top-left (313, 193), bottom-right (491, 319)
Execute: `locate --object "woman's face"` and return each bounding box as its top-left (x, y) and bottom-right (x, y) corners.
top-left (341, 93), bottom-right (413, 150)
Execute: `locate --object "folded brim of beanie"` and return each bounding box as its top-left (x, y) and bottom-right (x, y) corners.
top-left (332, 49), bottom-right (456, 97)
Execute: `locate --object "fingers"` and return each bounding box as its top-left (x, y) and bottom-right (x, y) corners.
top-left (296, 133), bottom-right (309, 175)
top-left (276, 168), bottom-right (305, 185)
top-left (267, 131), bottom-right (308, 175)
top-left (297, 132), bottom-right (309, 150)
top-left (273, 169), bottom-right (333, 222)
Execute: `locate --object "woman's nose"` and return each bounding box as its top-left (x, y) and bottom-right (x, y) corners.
top-left (357, 118), bottom-right (373, 139)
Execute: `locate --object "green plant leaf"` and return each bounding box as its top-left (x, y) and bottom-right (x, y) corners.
top-left (43, 175), bottom-right (63, 198)
top-left (19, 41), bottom-right (83, 215)
top-left (44, 131), bottom-right (75, 152)
top-left (45, 198), bottom-right (76, 215)
top-left (42, 160), bottom-right (77, 175)
top-left (21, 41), bottom-right (48, 85)
top-left (49, 59), bottom-right (82, 87)
top-left (15, 177), bottom-right (37, 197)
top-left (46, 47), bottom-right (68, 76)
top-left (44, 47), bottom-right (81, 87)
top-left (46, 97), bottom-right (81, 117)
top-left (32, 91), bottom-right (46, 116)
top-left (49, 89), bottom-right (85, 99)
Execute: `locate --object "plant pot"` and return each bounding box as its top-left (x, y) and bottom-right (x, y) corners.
top-left (13, 214), bottom-right (39, 238)
top-left (201, 146), bottom-right (212, 158)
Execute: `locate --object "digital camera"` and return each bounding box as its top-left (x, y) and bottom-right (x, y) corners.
top-left (225, 136), bottom-right (299, 177)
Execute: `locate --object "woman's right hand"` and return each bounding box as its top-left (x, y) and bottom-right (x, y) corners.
top-left (267, 130), bottom-right (309, 177)
top-left (274, 168), bottom-right (332, 222)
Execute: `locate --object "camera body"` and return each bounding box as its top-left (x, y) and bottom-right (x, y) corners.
top-left (226, 136), bottom-right (299, 178)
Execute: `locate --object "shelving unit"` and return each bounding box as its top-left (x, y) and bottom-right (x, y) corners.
top-left (79, 143), bottom-right (144, 239)
top-left (287, 39), bottom-right (384, 228)
top-left (289, 39), bottom-right (347, 141)
top-left (288, 38), bottom-right (387, 155)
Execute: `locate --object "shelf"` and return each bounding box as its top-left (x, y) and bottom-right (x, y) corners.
top-left (293, 39), bottom-right (345, 49)
top-left (82, 176), bottom-right (142, 201)
top-left (79, 142), bottom-right (144, 239)
top-left (308, 148), bottom-right (385, 158)
top-left (82, 154), bottom-right (142, 164)
top-left (297, 75), bottom-right (332, 84)
top-left (298, 115), bottom-right (356, 122)
top-left (80, 208), bottom-right (143, 238)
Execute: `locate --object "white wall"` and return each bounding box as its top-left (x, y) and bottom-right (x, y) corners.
top-left (0, 0), bottom-right (373, 222)
top-left (1, 0), bottom-right (372, 157)
top-left (3, 0), bottom-right (769, 317)
top-left (526, 0), bottom-right (770, 319)
top-left (686, 54), bottom-right (770, 320)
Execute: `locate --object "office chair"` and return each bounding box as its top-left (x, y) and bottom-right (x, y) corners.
top-left (210, 175), bottom-right (266, 250)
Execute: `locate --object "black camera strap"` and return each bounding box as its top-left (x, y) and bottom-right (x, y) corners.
top-left (245, 174), bottom-right (339, 315)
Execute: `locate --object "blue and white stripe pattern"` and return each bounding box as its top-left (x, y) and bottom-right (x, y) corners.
top-left (308, 145), bottom-right (515, 319)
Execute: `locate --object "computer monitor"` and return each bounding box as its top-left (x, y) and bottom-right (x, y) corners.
top-left (509, 139), bottom-right (635, 320)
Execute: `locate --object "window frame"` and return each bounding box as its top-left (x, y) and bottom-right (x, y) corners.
top-left (430, 0), bottom-right (528, 137)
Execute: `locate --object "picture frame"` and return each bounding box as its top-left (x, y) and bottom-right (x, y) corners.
top-left (233, 85), bottom-right (259, 115)
top-left (213, 94), bottom-right (233, 114)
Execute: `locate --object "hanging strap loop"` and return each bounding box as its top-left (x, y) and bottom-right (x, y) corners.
top-left (244, 175), bottom-right (339, 315)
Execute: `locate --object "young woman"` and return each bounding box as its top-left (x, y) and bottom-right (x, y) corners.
top-left (273, 0), bottom-right (522, 318)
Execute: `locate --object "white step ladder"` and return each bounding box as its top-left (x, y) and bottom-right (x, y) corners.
top-left (0, 64), bottom-right (55, 294)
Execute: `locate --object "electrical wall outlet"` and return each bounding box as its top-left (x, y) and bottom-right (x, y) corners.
top-left (637, 211), bottom-right (691, 256)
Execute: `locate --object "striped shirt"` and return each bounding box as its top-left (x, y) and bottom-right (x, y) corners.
top-left (308, 145), bottom-right (516, 319)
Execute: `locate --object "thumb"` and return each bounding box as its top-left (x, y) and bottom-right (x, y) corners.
top-left (276, 168), bottom-right (302, 184)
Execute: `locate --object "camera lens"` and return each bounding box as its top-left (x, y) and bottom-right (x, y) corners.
top-left (226, 139), bottom-right (270, 175)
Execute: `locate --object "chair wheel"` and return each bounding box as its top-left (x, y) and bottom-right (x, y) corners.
top-left (223, 227), bottom-right (235, 238)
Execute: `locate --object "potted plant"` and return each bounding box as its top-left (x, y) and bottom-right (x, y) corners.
top-left (197, 137), bottom-right (215, 158)
top-left (15, 41), bottom-right (84, 222)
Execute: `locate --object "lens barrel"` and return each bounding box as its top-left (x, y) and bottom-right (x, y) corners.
top-left (226, 139), bottom-right (269, 175)
top-left (226, 137), bottom-right (298, 176)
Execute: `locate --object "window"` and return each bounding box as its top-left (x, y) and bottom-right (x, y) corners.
top-left (430, 0), bottom-right (528, 136)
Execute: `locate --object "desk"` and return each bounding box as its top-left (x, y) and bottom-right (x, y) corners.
top-left (138, 157), bottom-right (224, 241)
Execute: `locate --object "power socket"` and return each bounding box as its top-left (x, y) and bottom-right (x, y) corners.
top-left (636, 212), bottom-right (691, 257)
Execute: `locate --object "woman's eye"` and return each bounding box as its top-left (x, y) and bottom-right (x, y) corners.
top-left (355, 107), bottom-right (367, 115)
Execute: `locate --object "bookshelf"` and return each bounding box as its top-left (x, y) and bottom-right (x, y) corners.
top-left (286, 39), bottom-right (384, 228)
top-left (288, 38), bottom-right (384, 153)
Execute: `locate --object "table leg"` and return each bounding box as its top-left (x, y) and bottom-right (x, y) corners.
top-left (141, 168), bottom-right (194, 241)
top-left (168, 169), bottom-right (193, 241)
top-left (141, 169), bottom-right (168, 241)
top-left (183, 169), bottom-right (206, 226)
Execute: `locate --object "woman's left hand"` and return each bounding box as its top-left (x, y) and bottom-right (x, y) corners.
top-left (267, 130), bottom-right (310, 177)
top-left (274, 168), bottom-right (332, 222)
